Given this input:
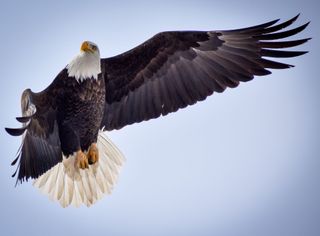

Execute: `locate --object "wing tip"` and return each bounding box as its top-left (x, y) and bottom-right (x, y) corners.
top-left (269, 18), bottom-right (281, 26)
top-left (16, 116), bottom-right (32, 123)
top-left (291, 13), bottom-right (300, 22)
top-left (5, 127), bottom-right (26, 136)
top-left (299, 50), bottom-right (309, 56)
top-left (298, 21), bottom-right (311, 33)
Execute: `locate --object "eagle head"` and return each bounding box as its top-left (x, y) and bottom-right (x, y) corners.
top-left (66, 41), bottom-right (101, 82)
top-left (80, 41), bottom-right (100, 54)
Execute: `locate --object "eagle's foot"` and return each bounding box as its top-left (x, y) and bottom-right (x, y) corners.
top-left (75, 150), bottom-right (89, 169)
top-left (87, 143), bottom-right (99, 165)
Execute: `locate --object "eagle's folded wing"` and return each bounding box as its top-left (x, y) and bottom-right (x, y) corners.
top-left (6, 74), bottom-right (63, 183)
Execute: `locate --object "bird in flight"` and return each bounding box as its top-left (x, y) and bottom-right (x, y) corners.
top-left (6, 15), bottom-right (310, 207)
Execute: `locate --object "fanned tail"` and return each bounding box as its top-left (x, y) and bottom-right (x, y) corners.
top-left (33, 131), bottom-right (125, 207)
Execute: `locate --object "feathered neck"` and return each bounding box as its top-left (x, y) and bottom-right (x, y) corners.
top-left (66, 51), bottom-right (101, 82)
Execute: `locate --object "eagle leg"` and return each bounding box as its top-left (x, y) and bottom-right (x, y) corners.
top-left (87, 143), bottom-right (99, 165)
top-left (75, 150), bottom-right (89, 169)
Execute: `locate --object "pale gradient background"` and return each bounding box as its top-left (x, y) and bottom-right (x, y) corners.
top-left (1, 0), bottom-right (319, 235)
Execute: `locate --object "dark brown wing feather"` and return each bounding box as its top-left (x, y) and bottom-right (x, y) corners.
top-left (100, 15), bottom-right (310, 131)
top-left (5, 73), bottom-right (64, 183)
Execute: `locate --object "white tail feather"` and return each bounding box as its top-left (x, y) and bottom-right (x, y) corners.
top-left (33, 132), bottom-right (125, 207)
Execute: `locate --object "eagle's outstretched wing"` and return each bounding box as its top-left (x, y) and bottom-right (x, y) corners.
top-left (6, 73), bottom-right (63, 183)
top-left (100, 15), bottom-right (310, 131)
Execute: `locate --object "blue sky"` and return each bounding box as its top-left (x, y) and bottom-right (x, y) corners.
top-left (1, 0), bottom-right (319, 235)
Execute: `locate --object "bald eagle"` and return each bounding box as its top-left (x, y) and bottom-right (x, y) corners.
top-left (6, 15), bottom-right (310, 207)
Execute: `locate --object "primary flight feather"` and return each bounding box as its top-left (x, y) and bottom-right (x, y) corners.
top-left (6, 15), bottom-right (310, 207)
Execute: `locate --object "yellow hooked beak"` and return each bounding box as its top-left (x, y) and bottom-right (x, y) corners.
top-left (80, 41), bottom-right (94, 53)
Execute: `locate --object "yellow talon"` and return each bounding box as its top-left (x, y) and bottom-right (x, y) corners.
top-left (87, 143), bottom-right (99, 165)
top-left (75, 150), bottom-right (89, 169)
